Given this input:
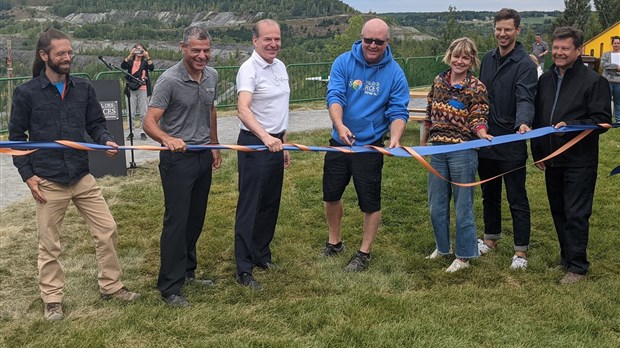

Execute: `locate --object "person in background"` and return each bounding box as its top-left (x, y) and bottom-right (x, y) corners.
top-left (121, 43), bottom-right (154, 141)
top-left (234, 19), bottom-right (290, 290)
top-left (422, 37), bottom-right (492, 272)
top-left (143, 25), bottom-right (221, 307)
top-left (601, 35), bottom-right (620, 122)
top-left (531, 33), bottom-right (549, 70)
top-left (322, 18), bottom-right (409, 272)
top-left (9, 28), bottom-right (140, 321)
top-left (478, 8), bottom-right (537, 270)
top-left (529, 54), bottom-right (544, 78)
top-left (531, 27), bottom-right (611, 285)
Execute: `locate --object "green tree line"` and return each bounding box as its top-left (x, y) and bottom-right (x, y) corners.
top-left (47, 0), bottom-right (355, 19)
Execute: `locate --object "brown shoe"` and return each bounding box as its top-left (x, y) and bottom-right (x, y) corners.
top-left (560, 272), bottom-right (586, 285)
top-left (44, 302), bottom-right (64, 321)
top-left (102, 287), bottom-right (141, 302)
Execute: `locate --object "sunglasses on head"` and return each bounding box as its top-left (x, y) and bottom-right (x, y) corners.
top-left (363, 38), bottom-right (386, 46)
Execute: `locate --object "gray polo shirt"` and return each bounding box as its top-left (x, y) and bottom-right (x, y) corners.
top-left (149, 60), bottom-right (218, 145)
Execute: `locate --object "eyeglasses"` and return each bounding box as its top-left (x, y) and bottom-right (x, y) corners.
top-left (363, 38), bottom-right (386, 46)
top-left (54, 51), bottom-right (75, 59)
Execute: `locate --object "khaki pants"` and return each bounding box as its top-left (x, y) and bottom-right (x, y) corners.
top-left (36, 174), bottom-right (124, 303)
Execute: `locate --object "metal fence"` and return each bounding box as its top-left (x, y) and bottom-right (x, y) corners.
top-left (0, 57), bottom-right (445, 134)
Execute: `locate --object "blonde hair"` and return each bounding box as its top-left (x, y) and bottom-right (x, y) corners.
top-left (442, 37), bottom-right (480, 70)
top-left (529, 54), bottom-right (539, 65)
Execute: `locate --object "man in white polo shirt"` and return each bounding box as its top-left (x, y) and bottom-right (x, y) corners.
top-left (234, 19), bottom-right (291, 290)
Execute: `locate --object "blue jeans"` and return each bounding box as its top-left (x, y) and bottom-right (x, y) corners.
top-left (428, 148), bottom-right (479, 259)
top-left (610, 82), bottom-right (620, 122)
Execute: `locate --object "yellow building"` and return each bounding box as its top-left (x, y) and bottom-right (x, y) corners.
top-left (584, 21), bottom-right (620, 58)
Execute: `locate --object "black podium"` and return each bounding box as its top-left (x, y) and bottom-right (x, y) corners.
top-left (88, 79), bottom-right (127, 177)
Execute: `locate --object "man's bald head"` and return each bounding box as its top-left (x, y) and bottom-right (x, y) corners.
top-left (360, 19), bottom-right (390, 64)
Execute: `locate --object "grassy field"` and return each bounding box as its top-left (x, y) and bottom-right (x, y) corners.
top-left (1, 124), bottom-right (620, 347)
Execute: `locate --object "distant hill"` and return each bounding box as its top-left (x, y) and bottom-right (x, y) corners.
top-left (385, 10), bottom-right (561, 38)
top-left (0, 1), bottom-right (556, 77)
top-left (0, 1), bottom-right (433, 76)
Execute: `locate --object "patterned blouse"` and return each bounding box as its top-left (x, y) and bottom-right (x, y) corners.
top-left (425, 69), bottom-right (489, 144)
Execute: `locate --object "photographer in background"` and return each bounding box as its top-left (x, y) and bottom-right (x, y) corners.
top-left (121, 43), bottom-right (154, 141)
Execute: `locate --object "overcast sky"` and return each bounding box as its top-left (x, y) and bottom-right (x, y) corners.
top-left (340, 0), bottom-right (569, 13)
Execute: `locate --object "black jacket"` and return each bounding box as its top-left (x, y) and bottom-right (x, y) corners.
top-left (9, 72), bottom-right (114, 185)
top-left (120, 57), bottom-right (154, 96)
top-left (478, 42), bottom-right (538, 161)
top-left (531, 57), bottom-right (612, 167)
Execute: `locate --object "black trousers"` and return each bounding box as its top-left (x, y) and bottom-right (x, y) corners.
top-left (235, 130), bottom-right (284, 276)
top-left (157, 150), bottom-right (213, 297)
top-left (478, 158), bottom-right (531, 251)
top-left (545, 166), bottom-right (597, 274)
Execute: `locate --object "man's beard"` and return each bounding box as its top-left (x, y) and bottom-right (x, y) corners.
top-left (47, 59), bottom-right (71, 75)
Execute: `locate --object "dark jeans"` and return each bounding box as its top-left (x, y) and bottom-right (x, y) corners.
top-left (157, 150), bottom-right (213, 297)
top-left (478, 158), bottom-right (531, 251)
top-left (235, 130), bottom-right (284, 276)
top-left (545, 166), bottom-right (597, 274)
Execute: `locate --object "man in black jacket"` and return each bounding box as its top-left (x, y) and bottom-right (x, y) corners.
top-left (9, 28), bottom-right (140, 321)
top-left (478, 8), bottom-right (538, 270)
top-left (531, 27), bottom-right (612, 284)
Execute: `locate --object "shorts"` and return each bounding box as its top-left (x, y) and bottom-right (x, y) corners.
top-left (322, 138), bottom-right (384, 213)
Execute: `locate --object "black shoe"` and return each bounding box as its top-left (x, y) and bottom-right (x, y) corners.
top-left (344, 251), bottom-right (371, 272)
top-left (323, 241), bottom-right (345, 256)
top-left (236, 272), bottom-right (262, 290)
top-left (162, 293), bottom-right (190, 307)
top-left (140, 133), bottom-right (147, 141)
top-left (186, 277), bottom-right (214, 287)
top-left (126, 133), bottom-right (133, 141)
top-left (255, 262), bottom-right (280, 271)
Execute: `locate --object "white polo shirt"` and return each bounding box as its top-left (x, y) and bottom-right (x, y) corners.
top-left (236, 50), bottom-right (290, 134)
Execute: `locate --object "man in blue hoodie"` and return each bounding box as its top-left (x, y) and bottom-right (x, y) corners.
top-left (322, 18), bottom-right (410, 272)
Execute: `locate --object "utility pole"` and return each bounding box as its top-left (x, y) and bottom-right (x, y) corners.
top-left (6, 39), bottom-right (12, 78)
top-left (7, 39), bottom-right (13, 118)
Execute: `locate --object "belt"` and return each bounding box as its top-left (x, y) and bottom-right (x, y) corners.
top-left (240, 129), bottom-right (285, 140)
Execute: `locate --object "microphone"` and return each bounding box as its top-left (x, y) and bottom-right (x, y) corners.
top-left (98, 55), bottom-right (114, 69)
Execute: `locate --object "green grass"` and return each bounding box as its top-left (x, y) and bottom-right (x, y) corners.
top-left (2, 125), bottom-right (620, 347)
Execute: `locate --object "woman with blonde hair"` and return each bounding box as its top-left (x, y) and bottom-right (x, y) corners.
top-left (421, 37), bottom-right (492, 272)
top-left (529, 54), bottom-right (543, 78)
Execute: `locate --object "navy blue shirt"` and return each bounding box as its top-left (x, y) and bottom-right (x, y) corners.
top-left (478, 42), bottom-right (537, 161)
top-left (9, 71), bottom-right (114, 185)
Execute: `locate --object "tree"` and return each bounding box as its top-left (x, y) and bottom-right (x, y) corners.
top-left (593, 0), bottom-right (620, 29)
top-left (554, 0), bottom-right (592, 31)
top-left (441, 5), bottom-right (463, 48)
top-left (326, 15), bottom-right (364, 59)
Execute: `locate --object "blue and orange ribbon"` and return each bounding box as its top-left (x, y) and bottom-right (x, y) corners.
top-left (1, 124), bottom-right (616, 185)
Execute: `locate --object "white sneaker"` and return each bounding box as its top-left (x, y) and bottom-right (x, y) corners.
top-left (510, 255), bottom-right (528, 270)
top-left (445, 259), bottom-right (470, 273)
top-left (478, 239), bottom-right (493, 255)
top-left (425, 248), bottom-right (452, 259)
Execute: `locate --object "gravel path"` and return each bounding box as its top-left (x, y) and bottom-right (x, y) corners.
top-left (0, 110), bottom-right (332, 209)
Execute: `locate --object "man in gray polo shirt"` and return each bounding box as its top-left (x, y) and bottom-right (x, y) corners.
top-left (144, 25), bottom-right (221, 307)
top-left (531, 33), bottom-right (549, 70)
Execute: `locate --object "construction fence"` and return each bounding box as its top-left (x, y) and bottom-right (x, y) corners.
top-left (0, 56), bottom-right (445, 134)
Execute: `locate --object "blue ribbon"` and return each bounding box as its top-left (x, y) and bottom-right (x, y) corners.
top-left (1, 124), bottom-right (616, 162)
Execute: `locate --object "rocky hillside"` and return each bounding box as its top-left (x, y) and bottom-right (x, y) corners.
top-left (1, 5), bottom-right (433, 76)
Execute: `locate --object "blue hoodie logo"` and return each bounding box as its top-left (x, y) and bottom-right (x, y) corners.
top-left (364, 81), bottom-right (380, 96)
top-left (350, 79), bottom-right (363, 90)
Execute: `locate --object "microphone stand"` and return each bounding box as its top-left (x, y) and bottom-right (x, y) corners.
top-left (98, 55), bottom-right (144, 169)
